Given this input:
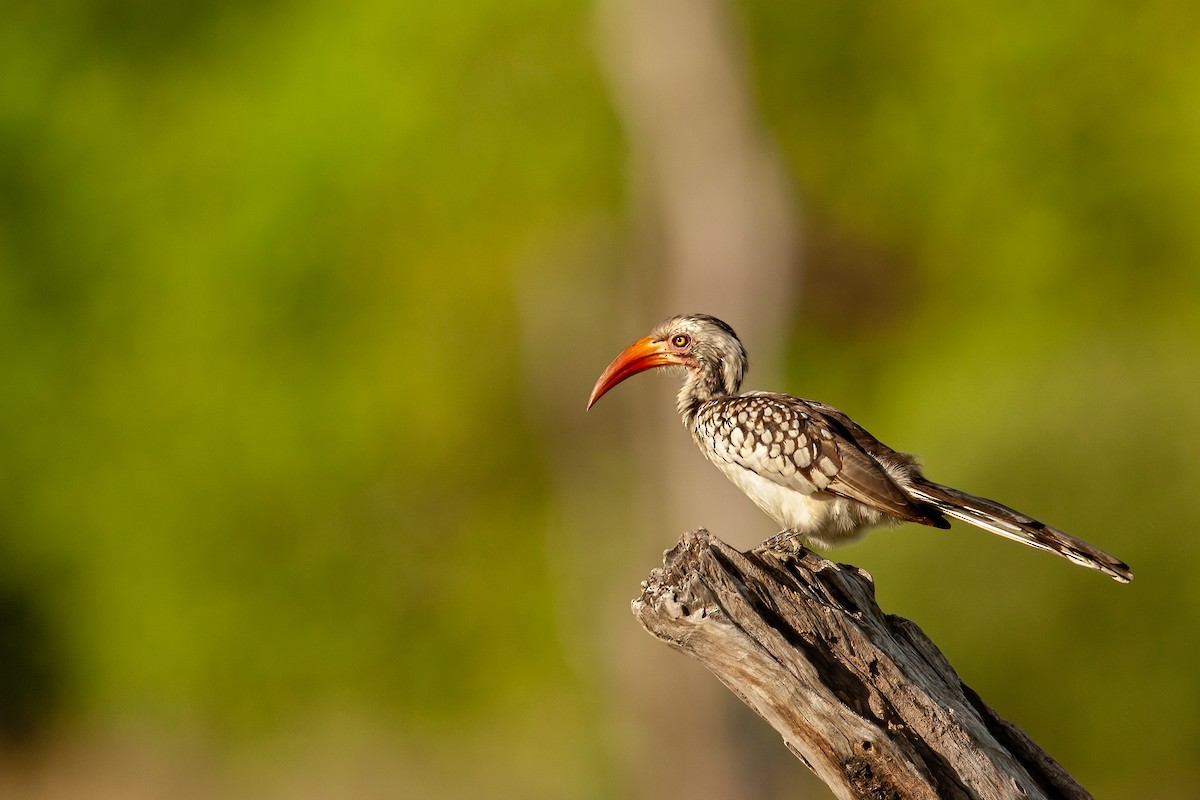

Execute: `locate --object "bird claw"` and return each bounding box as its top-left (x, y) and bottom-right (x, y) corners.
top-left (762, 529), bottom-right (803, 554)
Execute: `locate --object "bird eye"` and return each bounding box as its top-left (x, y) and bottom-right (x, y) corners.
top-left (671, 334), bottom-right (690, 348)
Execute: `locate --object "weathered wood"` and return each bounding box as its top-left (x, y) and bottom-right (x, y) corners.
top-left (632, 529), bottom-right (1092, 800)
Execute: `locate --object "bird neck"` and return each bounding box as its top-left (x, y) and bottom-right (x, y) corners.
top-left (677, 367), bottom-right (736, 424)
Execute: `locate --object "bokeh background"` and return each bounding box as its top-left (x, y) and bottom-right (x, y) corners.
top-left (2, 1), bottom-right (1198, 797)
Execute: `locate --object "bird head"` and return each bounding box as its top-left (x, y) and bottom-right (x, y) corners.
top-left (586, 314), bottom-right (748, 414)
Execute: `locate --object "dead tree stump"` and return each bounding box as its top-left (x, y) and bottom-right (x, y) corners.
top-left (631, 529), bottom-right (1092, 800)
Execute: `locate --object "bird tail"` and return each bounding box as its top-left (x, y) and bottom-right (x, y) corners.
top-left (906, 480), bottom-right (1133, 583)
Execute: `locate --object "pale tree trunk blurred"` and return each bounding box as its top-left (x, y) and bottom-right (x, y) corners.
top-left (514, 0), bottom-right (808, 796)
top-left (592, 0), bottom-right (808, 797)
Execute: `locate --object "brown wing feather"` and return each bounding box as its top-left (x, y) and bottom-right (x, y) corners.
top-left (822, 440), bottom-right (949, 528)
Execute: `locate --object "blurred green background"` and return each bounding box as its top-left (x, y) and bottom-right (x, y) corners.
top-left (1, 1), bottom-right (1197, 798)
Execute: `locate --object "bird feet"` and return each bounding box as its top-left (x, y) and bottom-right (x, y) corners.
top-left (762, 529), bottom-right (805, 554)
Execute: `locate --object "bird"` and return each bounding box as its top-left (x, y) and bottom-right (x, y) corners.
top-left (586, 313), bottom-right (1132, 583)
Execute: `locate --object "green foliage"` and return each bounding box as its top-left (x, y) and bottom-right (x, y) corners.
top-left (0, 0), bottom-right (619, 736)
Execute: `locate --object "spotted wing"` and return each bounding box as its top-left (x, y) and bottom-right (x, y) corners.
top-left (695, 393), bottom-right (947, 526)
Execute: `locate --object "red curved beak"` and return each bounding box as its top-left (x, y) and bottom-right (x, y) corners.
top-left (586, 336), bottom-right (687, 410)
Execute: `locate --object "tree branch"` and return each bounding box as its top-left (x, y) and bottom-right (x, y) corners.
top-left (631, 529), bottom-right (1092, 800)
